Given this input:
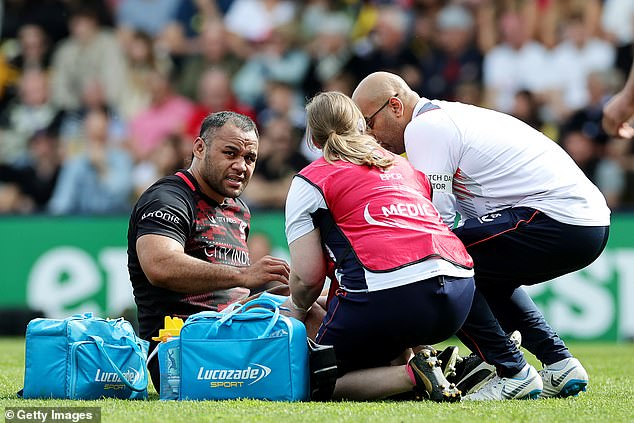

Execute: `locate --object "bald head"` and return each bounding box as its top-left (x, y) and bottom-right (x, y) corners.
top-left (352, 71), bottom-right (416, 108)
top-left (351, 72), bottom-right (420, 154)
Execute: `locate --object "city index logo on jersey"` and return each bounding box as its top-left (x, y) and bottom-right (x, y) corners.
top-left (196, 363), bottom-right (272, 388)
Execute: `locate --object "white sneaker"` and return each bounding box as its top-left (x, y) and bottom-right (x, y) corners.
top-left (539, 357), bottom-right (588, 398)
top-left (463, 364), bottom-right (542, 401)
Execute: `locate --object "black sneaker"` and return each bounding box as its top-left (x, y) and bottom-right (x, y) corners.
top-left (448, 353), bottom-right (496, 395)
top-left (409, 347), bottom-right (461, 402)
top-left (437, 346), bottom-right (460, 378)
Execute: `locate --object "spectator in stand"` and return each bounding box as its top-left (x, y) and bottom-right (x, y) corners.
top-left (511, 89), bottom-right (546, 133)
top-left (0, 129), bottom-right (62, 214)
top-left (528, 0), bottom-right (603, 50)
top-left (419, 3), bottom-right (482, 102)
top-left (454, 81), bottom-right (485, 108)
top-left (115, 0), bottom-right (180, 39)
top-left (241, 116), bottom-right (309, 209)
top-left (132, 134), bottom-right (187, 199)
top-left (127, 66), bottom-right (194, 161)
top-left (482, 10), bottom-right (550, 113)
top-left (300, 6), bottom-right (353, 98)
top-left (1, 0), bottom-right (72, 45)
top-left (232, 22), bottom-right (310, 108)
top-left (322, 72), bottom-right (355, 97)
top-left (119, 30), bottom-right (168, 120)
top-left (544, 13), bottom-right (615, 121)
top-left (344, 4), bottom-right (420, 90)
top-left (224, 0), bottom-right (296, 44)
top-left (0, 179), bottom-right (24, 214)
top-left (560, 126), bottom-right (625, 210)
top-left (183, 67), bottom-right (255, 140)
top-left (9, 24), bottom-right (52, 70)
top-left (0, 55), bottom-right (20, 113)
top-left (49, 5), bottom-right (127, 112)
top-left (176, 20), bottom-right (243, 101)
top-left (1, 23), bottom-right (51, 110)
top-left (256, 79), bottom-right (306, 130)
top-left (153, 0), bottom-right (230, 57)
top-left (57, 78), bottom-right (127, 158)
top-left (0, 69), bottom-right (57, 164)
top-left (48, 108), bottom-right (134, 215)
top-left (601, 0), bottom-right (634, 49)
top-left (575, 69), bottom-right (622, 144)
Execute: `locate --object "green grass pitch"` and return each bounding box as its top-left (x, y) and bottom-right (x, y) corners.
top-left (1, 337), bottom-right (633, 423)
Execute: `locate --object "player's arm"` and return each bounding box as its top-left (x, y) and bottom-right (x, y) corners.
top-left (137, 234), bottom-right (289, 293)
top-left (603, 59), bottom-right (634, 138)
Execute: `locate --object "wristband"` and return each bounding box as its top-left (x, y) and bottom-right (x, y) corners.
top-left (290, 296), bottom-right (310, 314)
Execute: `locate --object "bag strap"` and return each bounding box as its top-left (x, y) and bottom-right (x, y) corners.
top-left (214, 297), bottom-right (281, 338)
top-left (71, 312), bottom-right (93, 319)
top-left (89, 335), bottom-right (148, 392)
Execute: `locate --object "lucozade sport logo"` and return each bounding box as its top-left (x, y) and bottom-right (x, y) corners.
top-left (196, 364), bottom-right (271, 388)
top-left (95, 367), bottom-right (141, 390)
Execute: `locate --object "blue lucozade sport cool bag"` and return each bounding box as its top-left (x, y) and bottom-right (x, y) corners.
top-left (22, 312), bottom-right (149, 399)
top-left (178, 297), bottom-right (309, 401)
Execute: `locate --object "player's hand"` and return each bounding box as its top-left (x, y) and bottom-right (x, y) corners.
top-left (242, 255), bottom-right (290, 289)
top-left (602, 92), bottom-right (634, 139)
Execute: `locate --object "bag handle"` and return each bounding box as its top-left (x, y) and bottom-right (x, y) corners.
top-left (214, 297), bottom-right (281, 339)
top-left (71, 312), bottom-right (94, 319)
top-left (89, 335), bottom-right (148, 392)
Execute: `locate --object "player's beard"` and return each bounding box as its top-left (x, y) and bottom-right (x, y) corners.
top-left (200, 160), bottom-right (249, 200)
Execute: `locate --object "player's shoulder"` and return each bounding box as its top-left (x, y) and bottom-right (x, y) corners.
top-left (137, 173), bottom-right (194, 208)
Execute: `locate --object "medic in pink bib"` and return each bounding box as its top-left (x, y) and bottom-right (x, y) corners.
top-left (282, 91), bottom-right (475, 402)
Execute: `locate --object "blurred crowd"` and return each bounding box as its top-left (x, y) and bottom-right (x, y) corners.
top-left (1, 0), bottom-right (633, 215)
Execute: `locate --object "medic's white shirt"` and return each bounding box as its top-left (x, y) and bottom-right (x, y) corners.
top-left (405, 98), bottom-right (611, 228)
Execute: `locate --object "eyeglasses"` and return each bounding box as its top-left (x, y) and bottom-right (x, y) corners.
top-left (364, 93), bottom-right (398, 129)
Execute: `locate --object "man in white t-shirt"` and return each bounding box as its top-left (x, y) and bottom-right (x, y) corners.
top-left (352, 71), bottom-right (610, 401)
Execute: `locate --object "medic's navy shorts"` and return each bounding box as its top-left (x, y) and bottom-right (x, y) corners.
top-left (315, 275), bottom-right (475, 375)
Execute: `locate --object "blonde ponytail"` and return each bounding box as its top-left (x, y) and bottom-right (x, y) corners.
top-left (306, 92), bottom-right (394, 170)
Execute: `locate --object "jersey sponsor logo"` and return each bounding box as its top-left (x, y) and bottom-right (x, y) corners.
top-left (205, 213), bottom-right (243, 226)
top-left (141, 209), bottom-right (180, 224)
top-left (196, 363), bottom-right (271, 386)
top-left (204, 245), bottom-right (250, 265)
